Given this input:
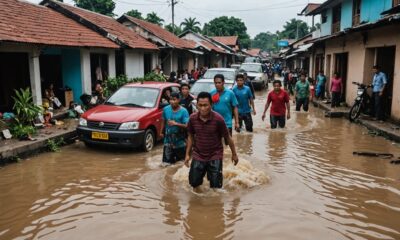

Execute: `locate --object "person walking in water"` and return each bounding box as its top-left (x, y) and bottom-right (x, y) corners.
top-left (330, 72), bottom-right (343, 108)
top-left (185, 92), bottom-right (239, 190)
top-left (262, 80), bottom-right (291, 129)
top-left (210, 74), bottom-right (239, 135)
top-left (232, 74), bottom-right (256, 132)
top-left (294, 73), bottom-right (310, 112)
top-left (160, 92), bottom-right (189, 165)
top-left (371, 65), bottom-right (387, 121)
top-left (315, 70), bottom-right (327, 100)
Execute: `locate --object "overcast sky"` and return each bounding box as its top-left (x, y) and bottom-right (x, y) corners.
top-left (27, 0), bottom-right (325, 38)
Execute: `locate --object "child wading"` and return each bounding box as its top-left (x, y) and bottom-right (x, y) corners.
top-left (185, 92), bottom-right (238, 190)
top-left (232, 74), bottom-right (256, 132)
top-left (262, 80), bottom-right (291, 128)
top-left (160, 92), bottom-right (189, 165)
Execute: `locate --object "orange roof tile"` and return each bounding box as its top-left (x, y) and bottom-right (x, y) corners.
top-left (200, 40), bottom-right (225, 54)
top-left (246, 48), bottom-right (261, 57)
top-left (43, 0), bottom-right (157, 50)
top-left (211, 36), bottom-right (238, 46)
top-left (0, 0), bottom-right (118, 48)
top-left (120, 15), bottom-right (193, 49)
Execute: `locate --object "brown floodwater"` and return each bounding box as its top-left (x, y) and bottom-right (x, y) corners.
top-left (1, 90), bottom-right (400, 240)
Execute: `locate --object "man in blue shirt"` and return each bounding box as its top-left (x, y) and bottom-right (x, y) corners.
top-left (160, 92), bottom-right (189, 165)
top-left (232, 74), bottom-right (256, 132)
top-left (371, 65), bottom-right (387, 121)
top-left (210, 74), bottom-right (239, 135)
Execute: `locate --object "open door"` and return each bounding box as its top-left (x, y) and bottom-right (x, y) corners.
top-left (376, 46), bottom-right (395, 118)
top-left (334, 53), bottom-right (348, 102)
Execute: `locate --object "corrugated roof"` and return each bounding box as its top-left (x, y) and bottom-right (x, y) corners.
top-left (0, 0), bottom-right (118, 48)
top-left (42, 0), bottom-right (157, 50)
top-left (120, 15), bottom-right (193, 49)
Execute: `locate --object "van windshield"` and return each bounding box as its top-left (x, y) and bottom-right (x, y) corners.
top-left (106, 87), bottom-right (160, 108)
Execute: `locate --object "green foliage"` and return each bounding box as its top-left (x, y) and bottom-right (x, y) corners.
top-left (251, 32), bottom-right (279, 53)
top-left (12, 88), bottom-right (42, 125)
top-left (145, 12), bottom-right (164, 26)
top-left (165, 24), bottom-right (182, 35)
top-left (180, 17), bottom-right (201, 33)
top-left (46, 138), bottom-right (65, 152)
top-left (203, 16), bottom-right (251, 49)
top-left (104, 73), bottom-right (166, 97)
top-left (125, 9), bottom-right (143, 19)
top-left (73, 0), bottom-right (115, 16)
top-left (276, 18), bottom-right (310, 40)
top-left (10, 120), bottom-right (36, 139)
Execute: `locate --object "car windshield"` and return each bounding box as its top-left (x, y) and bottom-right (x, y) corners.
top-left (190, 82), bottom-right (216, 95)
top-left (106, 87), bottom-right (160, 108)
top-left (203, 70), bottom-right (235, 80)
top-left (240, 64), bottom-right (262, 73)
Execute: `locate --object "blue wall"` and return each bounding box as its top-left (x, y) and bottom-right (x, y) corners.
top-left (61, 49), bottom-right (82, 103)
top-left (341, 0), bottom-right (353, 30)
top-left (321, 8), bottom-right (333, 37)
top-left (361, 0), bottom-right (392, 23)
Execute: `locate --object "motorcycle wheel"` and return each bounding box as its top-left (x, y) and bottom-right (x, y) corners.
top-left (349, 103), bottom-right (362, 122)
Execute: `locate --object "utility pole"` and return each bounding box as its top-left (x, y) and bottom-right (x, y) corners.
top-left (170, 0), bottom-right (178, 32)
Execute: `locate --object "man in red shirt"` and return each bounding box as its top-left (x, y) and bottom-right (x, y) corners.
top-left (184, 92), bottom-right (239, 190)
top-left (262, 80), bottom-right (291, 129)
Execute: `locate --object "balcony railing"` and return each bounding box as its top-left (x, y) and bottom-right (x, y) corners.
top-left (352, 14), bottom-right (360, 26)
top-left (332, 22), bottom-right (341, 34)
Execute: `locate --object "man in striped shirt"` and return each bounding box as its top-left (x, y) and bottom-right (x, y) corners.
top-left (184, 92), bottom-right (239, 190)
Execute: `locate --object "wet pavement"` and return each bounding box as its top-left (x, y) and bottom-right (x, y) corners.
top-left (1, 90), bottom-right (400, 240)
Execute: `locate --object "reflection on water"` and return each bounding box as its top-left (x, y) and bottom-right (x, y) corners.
top-left (0, 90), bottom-right (400, 240)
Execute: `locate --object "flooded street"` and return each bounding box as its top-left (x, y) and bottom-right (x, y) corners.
top-left (1, 90), bottom-right (400, 240)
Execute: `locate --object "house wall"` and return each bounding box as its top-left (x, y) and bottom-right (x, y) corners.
top-left (62, 49), bottom-right (82, 102)
top-left (80, 49), bottom-right (92, 95)
top-left (341, 0), bottom-right (353, 30)
top-left (125, 49), bottom-right (144, 78)
top-left (360, 0), bottom-right (392, 23)
top-left (324, 24), bottom-right (400, 120)
top-left (321, 8), bottom-right (333, 36)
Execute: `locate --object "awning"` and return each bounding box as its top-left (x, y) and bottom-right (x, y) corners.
top-left (189, 49), bottom-right (204, 55)
top-left (293, 43), bottom-right (314, 53)
top-left (285, 53), bottom-right (297, 59)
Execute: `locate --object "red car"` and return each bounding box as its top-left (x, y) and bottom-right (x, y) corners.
top-left (77, 82), bottom-right (180, 151)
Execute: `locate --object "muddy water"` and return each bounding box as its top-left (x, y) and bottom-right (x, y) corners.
top-left (1, 90), bottom-right (400, 240)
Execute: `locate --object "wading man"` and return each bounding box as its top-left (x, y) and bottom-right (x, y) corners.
top-left (262, 80), bottom-right (290, 128)
top-left (160, 92), bottom-right (189, 165)
top-left (232, 74), bottom-right (256, 132)
top-left (210, 74), bottom-right (239, 134)
top-left (294, 73), bottom-right (310, 112)
top-left (179, 83), bottom-right (194, 115)
top-left (184, 92), bottom-right (239, 190)
top-left (371, 65), bottom-right (387, 121)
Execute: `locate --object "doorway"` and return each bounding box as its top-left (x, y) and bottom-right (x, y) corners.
top-left (90, 53), bottom-right (108, 87)
top-left (40, 55), bottom-right (64, 105)
top-left (144, 53), bottom-right (152, 75)
top-left (376, 46), bottom-right (395, 118)
top-left (334, 52), bottom-right (348, 102)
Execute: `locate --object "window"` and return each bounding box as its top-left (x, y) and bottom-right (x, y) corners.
top-left (332, 4), bottom-right (342, 33)
top-left (352, 0), bottom-right (361, 26)
top-left (321, 11), bottom-right (327, 23)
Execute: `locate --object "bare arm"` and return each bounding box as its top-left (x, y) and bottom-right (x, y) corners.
top-left (184, 133), bottom-right (193, 167)
top-left (160, 120), bottom-right (165, 138)
top-left (262, 100), bottom-right (271, 121)
top-left (286, 101), bottom-right (291, 119)
top-left (250, 99), bottom-right (256, 115)
top-left (233, 107), bottom-right (239, 128)
top-left (225, 135), bottom-right (238, 165)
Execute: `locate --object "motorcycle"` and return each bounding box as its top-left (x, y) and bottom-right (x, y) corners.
top-left (349, 82), bottom-right (372, 122)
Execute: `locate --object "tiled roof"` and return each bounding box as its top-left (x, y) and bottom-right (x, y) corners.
top-left (120, 15), bottom-right (193, 49)
top-left (0, 0), bottom-right (118, 48)
top-left (211, 36), bottom-right (238, 46)
top-left (43, 0), bottom-right (157, 50)
top-left (246, 48), bottom-right (261, 57)
top-left (200, 40), bottom-right (225, 53)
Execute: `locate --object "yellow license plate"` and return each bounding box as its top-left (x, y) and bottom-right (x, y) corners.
top-left (91, 132), bottom-right (109, 140)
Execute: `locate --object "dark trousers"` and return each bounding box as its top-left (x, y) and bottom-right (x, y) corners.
top-left (270, 115), bottom-right (286, 129)
top-left (295, 97), bottom-right (309, 112)
top-left (331, 92), bottom-right (341, 107)
top-left (373, 92), bottom-right (384, 120)
top-left (239, 113), bottom-right (253, 132)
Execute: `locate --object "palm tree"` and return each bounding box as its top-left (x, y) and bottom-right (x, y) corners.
top-left (145, 12), bottom-right (164, 26)
top-left (180, 17), bottom-right (201, 33)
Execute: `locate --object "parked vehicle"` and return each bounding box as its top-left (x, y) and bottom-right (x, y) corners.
top-left (190, 79), bottom-right (235, 98)
top-left (230, 64), bottom-right (241, 69)
top-left (244, 57), bottom-right (261, 63)
top-left (77, 82), bottom-right (180, 151)
top-left (349, 81), bottom-right (372, 122)
top-left (239, 63), bottom-right (268, 90)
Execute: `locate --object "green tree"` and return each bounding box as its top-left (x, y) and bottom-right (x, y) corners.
top-left (277, 18), bottom-right (310, 40)
top-left (251, 32), bottom-right (279, 53)
top-left (180, 17), bottom-right (201, 33)
top-left (165, 24), bottom-right (182, 35)
top-left (203, 16), bottom-right (251, 49)
top-left (145, 12), bottom-right (164, 26)
top-left (125, 9), bottom-right (143, 19)
top-left (73, 0), bottom-right (115, 16)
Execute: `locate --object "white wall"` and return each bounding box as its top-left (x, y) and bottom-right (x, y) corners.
top-left (28, 50), bottom-right (42, 105)
top-left (125, 49), bottom-right (144, 78)
top-left (80, 49), bottom-right (92, 94)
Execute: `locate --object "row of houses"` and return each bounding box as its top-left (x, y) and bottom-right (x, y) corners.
top-left (0, 0), bottom-right (245, 112)
top-left (281, 0), bottom-right (400, 121)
